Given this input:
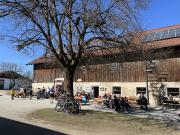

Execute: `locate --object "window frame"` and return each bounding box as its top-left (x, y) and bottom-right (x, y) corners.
top-left (136, 87), bottom-right (146, 95)
top-left (166, 88), bottom-right (180, 96)
top-left (112, 86), bottom-right (121, 94)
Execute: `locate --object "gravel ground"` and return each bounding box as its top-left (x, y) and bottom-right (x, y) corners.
top-left (0, 90), bottom-right (55, 122)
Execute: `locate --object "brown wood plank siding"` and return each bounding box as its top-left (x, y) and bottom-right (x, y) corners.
top-left (74, 61), bottom-right (147, 82)
top-left (34, 67), bottom-right (64, 83)
top-left (34, 69), bottom-right (54, 83)
top-left (34, 58), bottom-right (180, 83)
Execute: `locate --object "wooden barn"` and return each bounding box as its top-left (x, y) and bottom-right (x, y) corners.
top-left (29, 24), bottom-right (180, 105)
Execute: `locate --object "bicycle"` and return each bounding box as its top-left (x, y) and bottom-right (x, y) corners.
top-left (55, 93), bottom-right (80, 114)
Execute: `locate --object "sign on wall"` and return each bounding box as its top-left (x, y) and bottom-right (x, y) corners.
top-left (100, 87), bottom-right (107, 91)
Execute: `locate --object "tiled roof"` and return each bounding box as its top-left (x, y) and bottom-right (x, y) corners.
top-left (27, 56), bottom-right (55, 65)
top-left (0, 71), bottom-right (22, 79)
top-left (28, 24), bottom-right (180, 65)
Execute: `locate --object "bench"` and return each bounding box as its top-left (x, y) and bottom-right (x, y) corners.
top-left (162, 100), bottom-right (180, 109)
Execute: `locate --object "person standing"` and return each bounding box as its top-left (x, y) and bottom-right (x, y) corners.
top-left (50, 86), bottom-right (55, 103)
top-left (113, 95), bottom-right (120, 112)
top-left (23, 87), bottom-right (27, 99)
top-left (42, 87), bottom-right (46, 99)
top-left (29, 89), bottom-right (33, 100)
top-left (11, 88), bottom-right (15, 100)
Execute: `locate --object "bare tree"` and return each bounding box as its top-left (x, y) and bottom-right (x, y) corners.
top-left (23, 71), bottom-right (33, 80)
top-left (0, 62), bottom-right (22, 73)
top-left (0, 0), bottom-right (150, 98)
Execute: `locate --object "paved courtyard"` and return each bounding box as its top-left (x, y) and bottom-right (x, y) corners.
top-left (0, 90), bottom-right (69, 135)
top-left (0, 90), bottom-right (180, 135)
top-left (0, 90), bottom-right (55, 121)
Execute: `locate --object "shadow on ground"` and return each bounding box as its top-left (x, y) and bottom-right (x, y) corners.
top-left (0, 117), bottom-right (67, 135)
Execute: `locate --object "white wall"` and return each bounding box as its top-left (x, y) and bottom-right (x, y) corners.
top-left (0, 78), bottom-right (11, 89)
top-left (32, 83), bottom-right (54, 92)
top-left (32, 81), bottom-right (180, 106)
top-left (73, 82), bottom-right (180, 106)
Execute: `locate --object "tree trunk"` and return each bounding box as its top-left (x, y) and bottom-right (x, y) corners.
top-left (64, 68), bottom-right (75, 98)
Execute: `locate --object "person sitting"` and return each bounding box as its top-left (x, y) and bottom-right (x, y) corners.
top-left (103, 93), bottom-right (108, 99)
top-left (82, 95), bottom-right (87, 104)
top-left (103, 96), bottom-right (110, 108)
top-left (120, 97), bottom-right (126, 112)
top-left (107, 93), bottom-right (112, 100)
top-left (169, 94), bottom-right (173, 101)
top-left (136, 93), bottom-right (148, 110)
top-left (86, 93), bottom-right (90, 101)
top-left (140, 94), bottom-right (148, 110)
top-left (124, 97), bottom-right (131, 112)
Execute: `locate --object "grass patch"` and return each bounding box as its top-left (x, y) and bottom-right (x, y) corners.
top-left (27, 108), bottom-right (180, 135)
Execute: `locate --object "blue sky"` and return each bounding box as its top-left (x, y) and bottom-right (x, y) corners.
top-left (0, 0), bottom-right (180, 72)
top-left (141, 0), bottom-right (180, 29)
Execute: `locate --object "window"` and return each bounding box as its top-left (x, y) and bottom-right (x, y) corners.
top-left (142, 27), bottom-right (180, 43)
top-left (112, 87), bottom-right (121, 94)
top-left (167, 88), bottom-right (179, 96)
top-left (142, 34), bottom-right (148, 42)
top-left (168, 29), bottom-right (176, 38)
top-left (147, 33), bottom-right (155, 42)
top-left (161, 30), bottom-right (169, 39)
top-left (136, 87), bottom-right (146, 95)
top-left (175, 28), bottom-right (180, 37)
top-left (154, 32), bottom-right (161, 40)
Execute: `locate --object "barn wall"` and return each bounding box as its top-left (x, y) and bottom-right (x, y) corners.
top-left (33, 58), bottom-right (180, 83)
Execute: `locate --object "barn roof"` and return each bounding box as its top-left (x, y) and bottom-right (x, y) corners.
top-left (27, 56), bottom-right (55, 65)
top-left (0, 71), bottom-right (22, 79)
top-left (28, 24), bottom-right (180, 65)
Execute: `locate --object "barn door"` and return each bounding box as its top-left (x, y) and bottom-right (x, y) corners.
top-left (93, 86), bottom-right (99, 98)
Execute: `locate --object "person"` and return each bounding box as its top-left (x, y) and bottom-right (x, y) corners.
top-left (42, 87), bottom-right (46, 99)
top-left (23, 87), bottom-right (27, 99)
top-left (141, 94), bottom-right (148, 110)
top-left (137, 93), bottom-right (142, 106)
top-left (113, 95), bottom-right (120, 112)
top-left (55, 86), bottom-right (61, 98)
top-left (103, 93), bottom-right (108, 99)
top-left (120, 97), bottom-right (126, 112)
top-left (82, 94), bottom-right (87, 104)
top-left (60, 86), bottom-right (64, 94)
top-left (50, 86), bottom-right (55, 103)
top-left (124, 97), bottom-right (131, 112)
top-left (103, 96), bottom-right (110, 108)
top-left (169, 94), bottom-right (173, 101)
top-left (36, 88), bottom-right (41, 99)
top-left (29, 89), bottom-right (33, 100)
top-left (39, 89), bottom-right (42, 99)
top-left (11, 88), bottom-right (15, 100)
